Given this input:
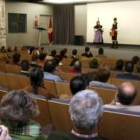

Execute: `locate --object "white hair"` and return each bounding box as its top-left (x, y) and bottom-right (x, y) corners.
top-left (69, 89), bottom-right (103, 131)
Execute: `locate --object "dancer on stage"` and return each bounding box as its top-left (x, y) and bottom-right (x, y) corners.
top-left (93, 19), bottom-right (103, 44)
top-left (111, 18), bottom-right (118, 48)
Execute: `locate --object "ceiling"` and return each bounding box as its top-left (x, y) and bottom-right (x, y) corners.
top-left (6, 0), bottom-right (137, 4)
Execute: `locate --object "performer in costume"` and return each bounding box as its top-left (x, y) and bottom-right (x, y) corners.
top-left (93, 19), bottom-right (103, 44)
top-left (111, 18), bottom-right (118, 48)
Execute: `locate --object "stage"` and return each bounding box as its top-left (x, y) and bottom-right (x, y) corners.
top-left (42, 44), bottom-right (140, 60)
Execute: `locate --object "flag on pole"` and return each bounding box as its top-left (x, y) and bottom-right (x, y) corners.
top-left (48, 18), bottom-right (53, 44)
top-left (34, 14), bottom-right (39, 28)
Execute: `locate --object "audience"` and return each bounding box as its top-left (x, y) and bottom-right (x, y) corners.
top-left (56, 49), bottom-right (67, 61)
top-left (96, 48), bottom-right (106, 58)
top-left (12, 53), bottom-right (20, 66)
top-left (132, 56), bottom-right (139, 65)
top-left (44, 60), bottom-right (64, 82)
top-left (81, 47), bottom-right (93, 58)
top-left (48, 89), bottom-right (103, 140)
top-left (71, 49), bottom-right (78, 59)
top-left (116, 61), bottom-right (140, 80)
top-left (39, 53), bottom-right (47, 63)
top-left (0, 90), bottom-right (47, 139)
top-left (0, 47), bottom-right (9, 63)
top-left (30, 55), bottom-right (40, 68)
top-left (114, 59), bottom-right (124, 71)
top-left (25, 68), bottom-right (56, 99)
top-left (20, 60), bottom-right (30, 76)
top-left (111, 82), bottom-right (137, 106)
top-left (51, 50), bottom-right (57, 58)
top-left (89, 67), bottom-right (116, 89)
top-left (68, 60), bottom-right (82, 74)
top-left (89, 58), bottom-right (99, 69)
top-left (60, 76), bottom-right (87, 100)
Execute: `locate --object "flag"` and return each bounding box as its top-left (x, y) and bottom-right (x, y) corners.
top-left (48, 18), bottom-right (53, 44)
top-left (34, 14), bottom-right (39, 28)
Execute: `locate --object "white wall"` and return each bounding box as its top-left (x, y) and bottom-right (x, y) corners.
top-left (86, 1), bottom-right (140, 45)
top-left (75, 5), bottom-right (87, 44)
top-left (6, 2), bottom-right (53, 46)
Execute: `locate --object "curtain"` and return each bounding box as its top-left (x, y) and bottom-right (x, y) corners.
top-left (53, 5), bottom-right (75, 45)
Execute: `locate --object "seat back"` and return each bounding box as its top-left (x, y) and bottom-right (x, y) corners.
top-left (48, 100), bottom-right (72, 132)
top-left (44, 80), bottom-right (57, 96)
top-left (99, 110), bottom-right (140, 140)
top-left (90, 87), bottom-right (116, 104)
top-left (55, 82), bottom-right (72, 96)
top-left (0, 63), bottom-right (5, 72)
top-left (59, 72), bottom-right (78, 81)
top-left (5, 64), bottom-right (21, 74)
top-left (0, 72), bottom-right (8, 89)
top-left (31, 98), bottom-right (52, 127)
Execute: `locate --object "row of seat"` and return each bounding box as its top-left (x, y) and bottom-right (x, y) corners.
top-left (1, 89), bottom-right (140, 140)
top-left (0, 71), bottom-right (140, 105)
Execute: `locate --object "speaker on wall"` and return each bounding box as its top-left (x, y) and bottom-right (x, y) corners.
top-left (75, 35), bottom-right (84, 45)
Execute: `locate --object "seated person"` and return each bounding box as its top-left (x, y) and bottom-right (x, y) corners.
top-left (68, 61), bottom-right (82, 74)
top-left (20, 60), bottom-right (30, 76)
top-left (48, 89), bottom-right (103, 140)
top-left (89, 58), bottom-right (99, 69)
top-left (56, 49), bottom-right (67, 61)
top-left (136, 60), bottom-right (140, 73)
top-left (39, 53), bottom-right (47, 63)
top-left (96, 48), bottom-right (106, 58)
top-left (46, 50), bottom-right (57, 60)
top-left (111, 82), bottom-right (137, 106)
top-left (81, 47), bottom-right (93, 58)
top-left (89, 67), bottom-right (116, 89)
top-left (114, 59), bottom-right (124, 71)
top-left (12, 53), bottom-right (21, 66)
top-left (116, 61), bottom-right (140, 80)
top-left (0, 47), bottom-right (9, 63)
top-left (0, 90), bottom-right (47, 139)
top-left (59, 76), bottom-right (87, 100)
top-left (44, 60), bottom-right (64, 82)
top-left (132, 56), bottom-right (139, 65)
top-left (0, 125), bottom-right (11, 140)
top-left (71, 49), bottom-right (79, 59)
top-left (25, 67), bottom-right (56, 99)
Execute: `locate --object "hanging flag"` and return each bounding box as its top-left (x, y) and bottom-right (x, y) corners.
top-left (34, 14), bottom-right (39, 28)
top-left (48, 17), bottom-right (53, 44)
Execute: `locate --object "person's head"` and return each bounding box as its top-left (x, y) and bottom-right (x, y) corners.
top-left (70, 76), bottom-right (86, 95)
top-left (114, 18), bottom-right (117, 23)
top-left (13, 53), bottom-right (20, 63)
top-left (125, 61), bottom-right (134, 73)
top-left (44, 60), bottom-right (55, 73)
top-left (60, 50), bottom-right (66, 57)
top-left (72, 49), bottom-right (77, 56)
top-left (51, 50), bottom-right (57, 57)
top-left (21, 60), bottom-right (30, 71)
top-left (132, 56), bottom-right (139, 65)
top-left (31, 54), bottom-right (38, 62)
top-left (0, 90), bottom-right (39, 127)
top-left (90, 59), bottom-right (99, 69)
top-left (29, 68), bottom-right (44, 90)
top-left (39, 53), bottom-right (46, 61)
top-left (0, 46), bottom-right (6, 53)
top-left (98, 48), bottom-right (104, 55)
top-left (70, 89), bottom-right (103, 132)
top-left (52, 58), bottom-right (60, 67)
top-left (115, 59), bottom-right (124, 70)
top-left (85, 47), bottom-right (90, 53)
top-left (73, 61), bottom-right (82, 72)
top-left (117, 82), bottom-right (137, 105)
top-left (97, 67), bottom-right (110, 82)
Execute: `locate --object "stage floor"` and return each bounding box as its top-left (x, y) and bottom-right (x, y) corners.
top-left (42, 44), bottom-right (140, 60)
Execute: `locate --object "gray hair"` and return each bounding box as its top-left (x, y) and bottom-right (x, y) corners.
top-left (69, 89), bottom-right (103, 131)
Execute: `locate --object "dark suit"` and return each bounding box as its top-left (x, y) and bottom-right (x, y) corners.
top-left (48, 131), bottom-right (100, 140)
top-left (116, 73), bottom-right (140, 81)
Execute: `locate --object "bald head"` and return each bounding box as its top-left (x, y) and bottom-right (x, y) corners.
top-left (74, 61), bottom-right (82, 71)
top-left (117, 82), bottom-right (137, 105)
